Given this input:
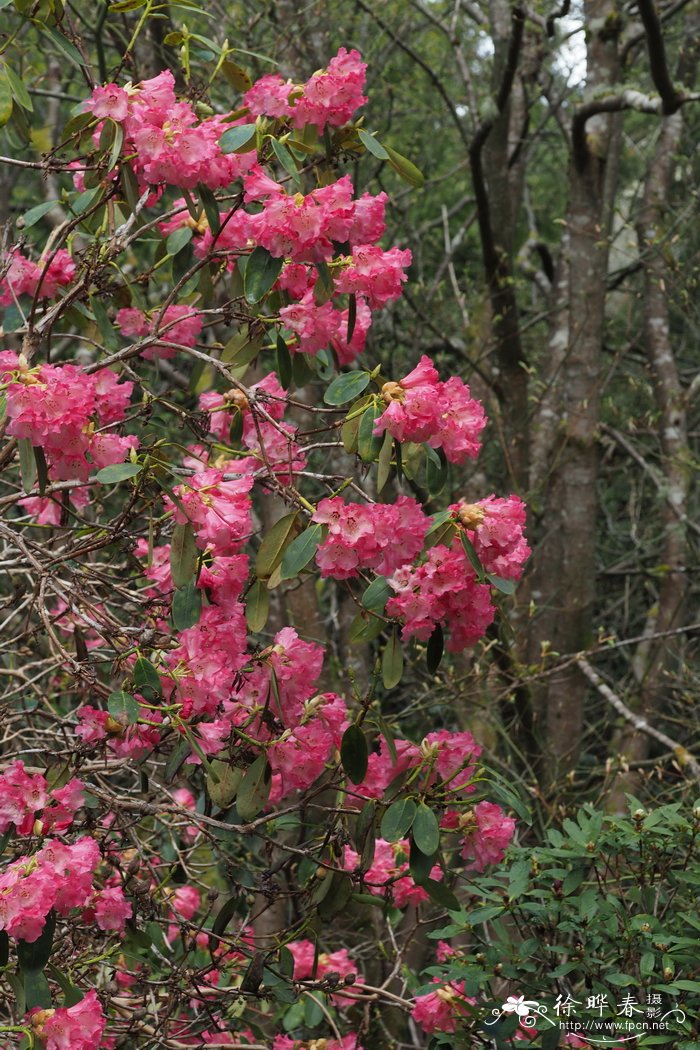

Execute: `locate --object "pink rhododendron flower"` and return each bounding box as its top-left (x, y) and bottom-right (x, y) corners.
top-left (335, 245), bottom-right (412, 308)
top-left (168, 469), bottom-right (253, 555)
top-left (30, 989), bottom-right (106, 1050)
top-left (443, 800), bottom-right (516, 871)
top-left (116, 303), bottom-right (204, 359)
top-left (411, 979), bottom-right (475, 1034)
top-left (313, 495), bottom-right (428, 579)
top-left (92, 885), bottom-right (133, 933)
top-left (454, 494), bottom-right (530, 580)
top-left (342, 838), bottom-right (442, 908)
top-left (1, 249), bottom-right (75, 305)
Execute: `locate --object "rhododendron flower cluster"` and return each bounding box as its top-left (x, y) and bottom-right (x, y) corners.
top-left (29, 989), bottom-right (106, 1050)
top-left (313, 495), bottom-right (428, 578)
top-left (374, 354), bottom-right (487, 463)
top-left (454, 494), bottom-right (531, 580)
top-left (116, 304), bottom-right (203, 359)
top-left (1, 248), bottom-right (75, 306)
top-left (411, 979), bottom-right (475, 1034)
top-left (0, 352), bottom-right (135, 481)
top-left (443, 800), bottom-right (517, 871)
top-left (387, 543), bottom-right (496, 650)
top-left (168, 469), bottom-right (253, 554)
top-left (342, 837), bottom-right (443, 907)
top-left (244, 47), bottom-right (367, 131)
top-left (0, 761), bottom-right (84, 835)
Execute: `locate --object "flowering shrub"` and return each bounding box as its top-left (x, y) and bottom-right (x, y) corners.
top-left (0, 11), bottom-right (531, 1050)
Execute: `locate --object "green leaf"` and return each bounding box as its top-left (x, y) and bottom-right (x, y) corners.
top-left (256, 511), bottom-right (299, 578)
top-left (270, 138), bottom-right (301, 189)
top-left (424, 445), bottom-right (447, 495)
top-left (244, 246), bottom-right (284, 304)
top-left (18, 438), bottom-right (36, 493)
top-left (460, 532), bottom-right (484, 577)
top-left (170, 522), bottom-right (198, 588)
top-left (0, 930), bottom-right (8, 968)
top-left (3, 63), bottom-right (32, 112)
top-left (18, 911), bottom-right (55, 972)
top-left (487, 574), bottom-right (517, 594)
top-left (381, 798), bottom-right (416, 841)
top-left (245, 578), bottom-right (270, 632)
top-left (358, 128), bottom-right (390, 160)
top-left (276, 332), bottom-right (292, 389)
top-left (317, 872), bottom-right (353, 920)
top-left (426, 624), bottom-right (444, 674)
top-left (237, 754), bottom-right (272, 821)
top-left (409, 839), bottom-right (437, 885)
top-left (361, 575), bottom-right (391, 613)
top-left (211, 895), bottom-right (238, 942)
top-left (46, 964), bottom-right (83, 1008)
top-left (0, 73), bottom-right (13, 127)
top-left (40, 25), bottom-right (87, 68)
top-left (166, 227), bottom-right (193, 256)
top-left (21, 201), bottom-right (57, 228)
top-left (207, 760), bottom-right (243, 808)
top-left (382, 628), bottom-right (403, 689)
top-left (279, 523), bottom-right (324, 580)
top-left (133, 656), bottom-right (162, 700)
top-left (23, 969), bottom-right (52, 1010)
top-left (412, 803), bottom-right (440, 855)
top-left (197, 183), bottom-right (220, 234)
top-left (376, 430), bottom-right (393, 493)
top-left (34, 446), bottom-right (48, 497)
top-left (164, 740), bottom-right (190, 783)
top-left (424, 878), bottom-right (460, 911)
top-left (89, 294), bottom-right (120, 351)
top-left (385, 144), bottom-right (425, 188)
top-left (172, 579), bottom-right (202, 630)
top-left (324, 370), bottom-right (370, 406)
top-left (219, 123), bottom-right (257, 154)
top-left (341, 724), bottom-right (368, 785)
top-left (107, 690), bottom-right (139, 725)
top-left (221, 59), bottom-right (253, 92)
top-left (348, 610), bottom-right (384, 644)
top-left (94, 461), bottom-right (142, 484)
top-left (358, 403), bottom-right (383, 462)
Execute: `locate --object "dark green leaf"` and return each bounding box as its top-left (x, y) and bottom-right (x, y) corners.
top-left (211, 895), bottom-right (238, 943)
top-left (18, 911), bottom-right (55, 972)
top-left (460, 532), bottom-right (484, 578)
top-left (41, 26), bottom-right (87, 68)
top-left (237, 754), bottom-right (272, 821)
top-left (0, 930), bottom-right (8, 967)
top-left (256, 511), bottom-right (299, 578)
top-left (94, 461), bottom-right (142, 484)
top-left (206, 760), bottom-right (243, 808)
top-left (244, 246), bottom-right (284, 304)
top-left (23, 969), bottom-right (52, 1010)
top-left (172, 579), bottom-right (202, 630)
top-left (89, 294), bottom-right (121, 351)
top-left (488, 574), bottom-right (517, 594)
top-left (409, 839), bottom-right (437, 885)
top-left (219, 123), bottom-right (257, 154)
top-left (279, 523), bottom-right (324, 580)
top-left (341, 724), bottom-right (369, 784)
top-left (0, 74), bottom-right (11, 128)
top-left (348, 610), bottom-right (384, 644)
top-left (382, 628), bottom-right (404, 689)
top-left (276, 332), bottom-right (292, 389)
top-left (270, 138), bottom-right (301, 189)
top-left (324, 370), bottom-right (370, 406)
top-left (245, 578), bottom-right (270, 632)
top-left (170, 522), bottom-right (198, 588)
top-left (107, 690), bottom-right (139, 725)
top-left (361, 575), bottom-right (391, 613)
top-left (413, 803), bottom-right (440, 855)
top-left (47, 964), bottom-right (83, 1008)
top-left (376, 430), bottom-right (393, 494)
top-left (358, 403), bottom-right (383, 462)
top-left (133, 656), bottom-right (162, 700)
top-left (347, 293), bottom-right (357, 343)
top-left (381, 798), bottom-right (416, 841)
top-left (164, 740), bottom-right (190, 783)
top-left (4, 64), bottom-right (32, 111)
top-left (34, 446), bottom-right (48, 497)
top-left (21, 201), bottom-right (57, 228)
top-left (316, 872), bottom-right (353, 919)
top-left (358, 128), bottom-right (389, 160)
top-left (166, 227), bottom-right (193, 256)
top-left (425, 445), bottom-right (447, 495)
top-left (423, 878), bottom-right (460, 911)
top-left (197, 183), bottom-right (220, 234)
top-left (18, 438), bottom-right (36, 494)
top-left (426, 624), bottom-right (444, 674)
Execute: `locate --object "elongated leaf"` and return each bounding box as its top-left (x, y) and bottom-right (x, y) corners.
top-left (133, 656), bottom-right (162, 700)
top-left (18, 438), bottom-right (36, 494)
top-left (409, 839), bottom-right (437, 885)
top-left (207, 760), bottom-right (243, 808)
top-left (412, 803), bottom-right (440, 856)
top-left (381, 798), bottom-right (416, 842)
top-left (237, 754), bottom-right (272, 821)
top-left (255, 511), bottom-right (299, 578)
top-left (385, 144), bottom-right (425, 188)
top-left (376, 430), bottom-right (393, 493)
top-left (0, 73), bottom-right (13, 127)
top-left (460, 532), bottom-right (484, 578)
top-left (95, 462), bottom-right (142, 484)
top-left (488, 573), bottom-right (517, 594)
top-left (166, 227), bottom-right (193, 256)
top-left (221, 59), bottom-right (252, 92)
top-left (23, 969), bottom-right (51, 1010)
top-left (276, 332), bottom-right (292, 389)
top-left (361, 575), bottom-right (391, 613)
top-left (424, 878), bottom-right (460, 911)
top-left (245, 578), bottom-right (270, 632)
top-left (382, 628), bottom-right (404, 689)
top-left (324, 370), bottom-right (370, 406)
top-left (21, 201), bottom-right (57, 228)
top-left (244, 246), bottom-right (283, 304)
top-left (197, 183), bottom-right (220, 234)
top-left (426, 624), bottom-right (444, 674)
top-left (34, 446), bottom-right (48, 497)
top-left (107, 690), bottom-right (139, 725)
top-left (164, 740), bottom-right (190, 783)
top-left (279, 523), bottom-right (324, 580)
top-left (358, 128), bottom-right (390, 160)
top-left (219, 123), bottom-right (257, 154)
top-left (341, 724), bottom-right (368, 785)
top-left (271, 138), bottom-right (301, 189)
top-left (41, 26), bottom-right (87, 68)
top-left (358, 403), bottom-right (383, 462)
top-left (170, 522), bottom-right (198, 587)
top-left (3, 64), bottom-right (32, 111)
top-left (18, 910), bottom-right (55, 972)
top-left (211, 895), bottom-right (238, 942)
top-left (172, 579), bottom-right (202, 631)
